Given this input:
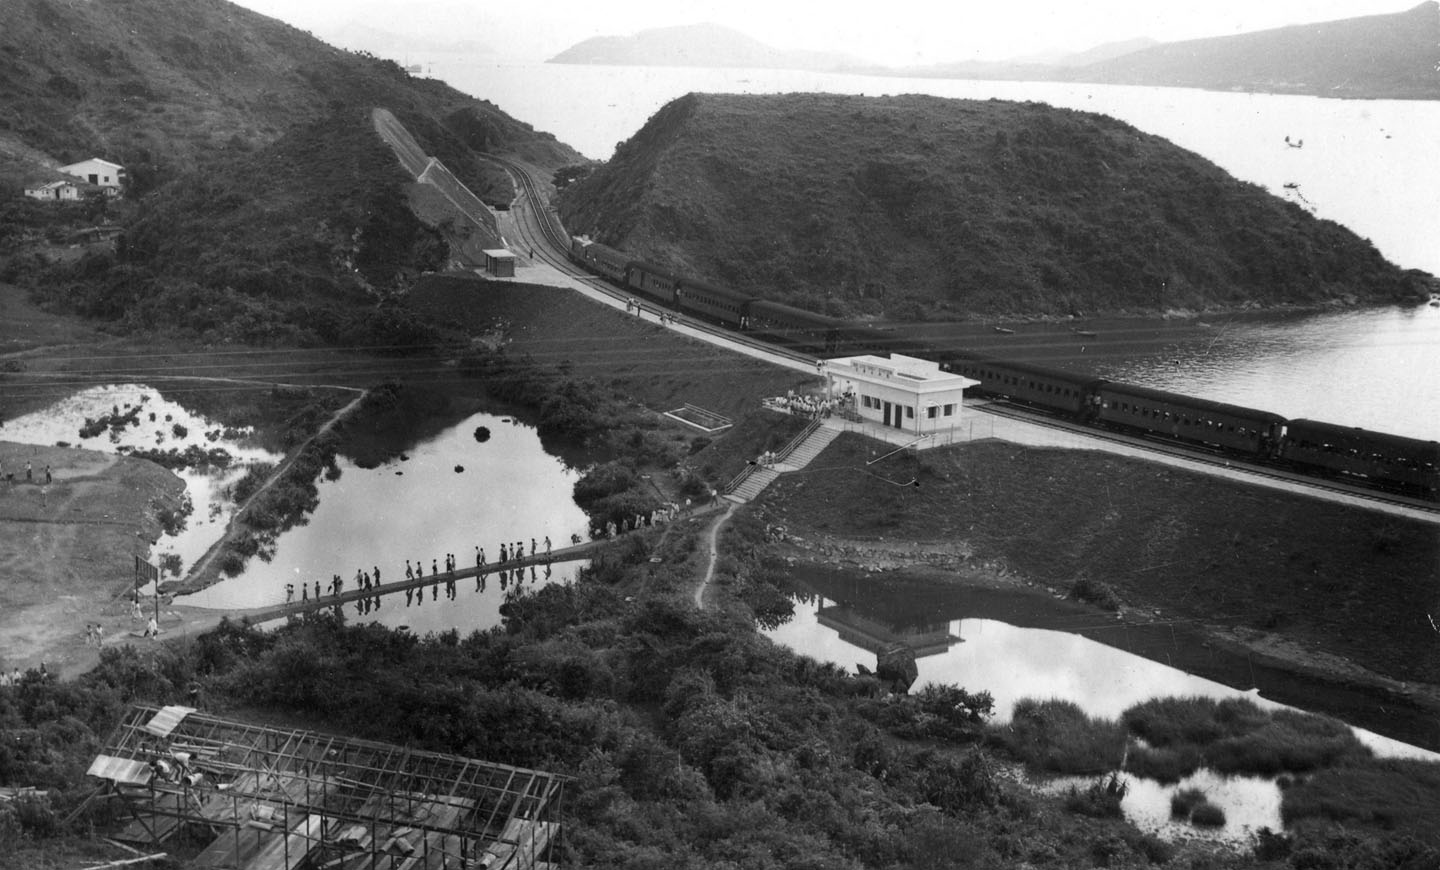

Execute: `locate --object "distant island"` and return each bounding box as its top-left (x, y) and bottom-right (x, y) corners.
top-left (549, 2), bottom-right (1440, 100)
top-left (548, 22), bottom-right (865, 72)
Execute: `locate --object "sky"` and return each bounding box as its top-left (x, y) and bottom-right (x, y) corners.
top-left (228, 0), bottom-right (1419, 66)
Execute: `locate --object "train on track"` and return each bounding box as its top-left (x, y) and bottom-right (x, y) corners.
top-left (569, 236), bottom-right (1440, 501)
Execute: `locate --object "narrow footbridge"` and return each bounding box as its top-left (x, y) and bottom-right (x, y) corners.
top-left (206, 540), bottom-right (605, 625)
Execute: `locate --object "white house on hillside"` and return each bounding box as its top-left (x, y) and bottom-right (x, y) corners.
top-left (23, 180), bottom-right (84, 202)
top-left (59, 157), bottom-right (126, 194)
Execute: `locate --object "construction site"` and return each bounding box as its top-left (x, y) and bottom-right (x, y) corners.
top-left (82, 705), bottom-right (567, 870)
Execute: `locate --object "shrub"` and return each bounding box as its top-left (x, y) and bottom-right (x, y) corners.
top-left (1190, 801), bottom-right (1226, 827)
top-left (1170, 787), bottom-right (1206, 818)
top-left (999, 699), bottom-right (1128, 775)
top-left (1064, 776), bottom-right (1126, 819)
top-left (1127, 744), bottom-right (1203, 783)
top-left (1069, 575), bottom-right (1120, 611)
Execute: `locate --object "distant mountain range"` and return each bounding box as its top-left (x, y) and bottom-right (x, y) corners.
top-left (549, 3), bottom-right (1440, 99)
top-left (549, 23), bottom-right (865, 72)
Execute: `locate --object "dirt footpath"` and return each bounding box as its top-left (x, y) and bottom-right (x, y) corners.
top-left (0, 441), bottom-right (184, 677)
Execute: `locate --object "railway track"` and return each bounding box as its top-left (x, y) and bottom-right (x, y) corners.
top-left (487, 157), bottom-right (1439, 518)
top-left (978, 400), bottom-right (1440, 517)
top-left (487, 154), bottom-right (819, 369)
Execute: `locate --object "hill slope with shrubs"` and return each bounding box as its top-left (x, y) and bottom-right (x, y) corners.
top-left (558, 92), bottom-right (1434, 320)
top-left (0, 0), bottom-right (585, 346)
top-left (0, 0), bottom-right (577, 193)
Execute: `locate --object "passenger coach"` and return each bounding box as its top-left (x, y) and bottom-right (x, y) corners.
top-left (949, 356), bottom-right (1105, 418)
top-left (1094, 383), bottom-right (1285, 454)
top-left (1279, 419), bottom-right (1440, 496)
top-left (676, 278), bottom-right (753, 328)
top-left (625, 261), bottom-right (681, 306)
top-left (570, 238), bottom-right (628, 283)
top-left (745, 299), bottom-right (842, 355)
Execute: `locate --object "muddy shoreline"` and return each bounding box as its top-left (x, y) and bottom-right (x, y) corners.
top-left (775, 536), bottom-right (1440, 753)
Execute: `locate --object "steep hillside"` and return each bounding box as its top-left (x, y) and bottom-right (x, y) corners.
top-left (0, 0), bottom-right (579, 193)
top-left (0, 0), bottom-right (587, 346)
top-left (558, 93), bottom-right (1434, 320)
top-left (1069, 1), bottom-right (1440, 99)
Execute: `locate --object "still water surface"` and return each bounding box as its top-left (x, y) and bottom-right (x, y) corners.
top-left (181, 411), bottom-right (592, 638)
top-left (767, 588), bottom-right (1436, 842)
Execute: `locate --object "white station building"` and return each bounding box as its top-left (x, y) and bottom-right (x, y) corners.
top-left (824, 353), bottom-right (979, 434)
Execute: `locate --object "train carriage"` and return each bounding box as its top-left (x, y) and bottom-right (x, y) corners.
top-left (676, 278), bottom-right (755, 329)
top-left (951, 357), bottom-right (1106, 417)
top-left (1095, 382), bottom-right (1285, 455)
top-left (744, 299), bottom-right (842, 355)
top-left (625, 261), bottom-right (681, 306)
top-left (827, 323), bottom-right (916, 358)
top-left (1279, 419), bottom-right (1440, 496)
top-left (569, 237), bottom-right (629, 284)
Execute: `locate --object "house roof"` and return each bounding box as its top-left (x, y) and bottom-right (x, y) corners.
top-left (61, 157), bottom-right (125, 171)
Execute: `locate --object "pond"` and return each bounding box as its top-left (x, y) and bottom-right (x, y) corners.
top-left (0, 383), bottom-right (281, 582)
top-left (766, 574), bottom-right (1438, 843)
top-left (180, 410), bottom-right (593, 638)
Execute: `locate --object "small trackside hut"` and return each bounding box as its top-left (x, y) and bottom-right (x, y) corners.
top-left (483, 248), bottom-right (517, 278)
top-left (825, 353), bottom-right (978, 434)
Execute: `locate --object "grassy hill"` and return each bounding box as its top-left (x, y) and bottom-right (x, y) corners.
top-left (0, 0), bottom-right (585, 345)
top-left (557, 92), bottom-right (1434, 320)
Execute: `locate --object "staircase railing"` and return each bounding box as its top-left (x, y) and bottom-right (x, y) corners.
top-left (724, 417), bottom-right (825, 495)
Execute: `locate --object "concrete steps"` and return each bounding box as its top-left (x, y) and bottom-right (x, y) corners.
top-left (724, 425), bottom-right (841, 504)
top-left (725, 468), bottom-right (778, 503)
top-left (785, 427), bottom-right (839, 468)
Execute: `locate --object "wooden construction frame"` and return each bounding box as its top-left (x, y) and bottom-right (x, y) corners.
top-left (87, 705), bottom-right (568, 870)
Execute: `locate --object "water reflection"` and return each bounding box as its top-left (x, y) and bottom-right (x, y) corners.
top-left (770, 589), bottom-right (1435, 759)
top-left (769, 587), bottom-right (1437, 841)
top-left (296, 560), bottom-right (583, 639)
top-left (182, 412), bottom-right (592, 618)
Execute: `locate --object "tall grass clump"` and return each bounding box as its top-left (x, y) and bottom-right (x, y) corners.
top-left (1206, 709), bottom-right (1370, 776)
top-left (1281, 758), bottom-right (1440, 837)
top-left (1120, 696), bottom-right (1371, 778)
top-left (1170, 787), bottom-right (1206, 819)
top-left (1171, 787), bottom-right (1226, 827)
top-left (1190, 801), bottom-right (1227, 827)
top-left (998, 699), bottom-right (1128, 775)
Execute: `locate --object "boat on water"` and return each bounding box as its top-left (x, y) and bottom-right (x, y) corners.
top-left (993, 326), bottom-right (1015, 334)
top-left (1071, 328), bottom-right (1097, 338)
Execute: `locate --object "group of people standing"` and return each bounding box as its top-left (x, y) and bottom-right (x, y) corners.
top-left (0, 458), bottom-right (53, 486)
top-left (623, 297), bottom-right (677, 327)
top-left (281, 535), bottom-right (560, 610)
